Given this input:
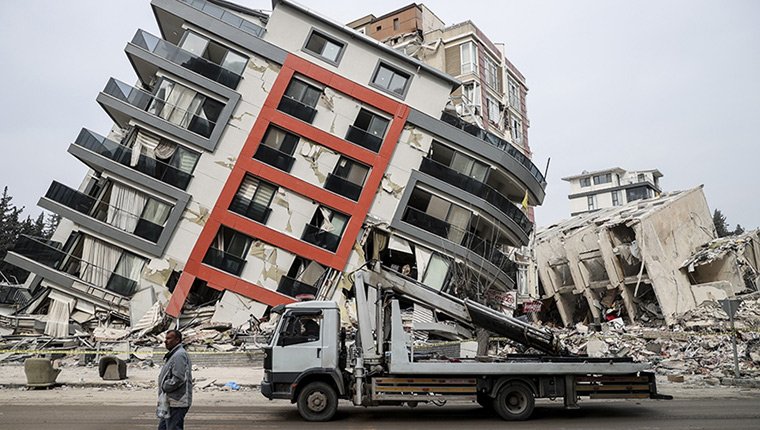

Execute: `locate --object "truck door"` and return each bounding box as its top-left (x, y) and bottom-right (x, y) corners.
top-left (271, 310), bottom-right (324, 375)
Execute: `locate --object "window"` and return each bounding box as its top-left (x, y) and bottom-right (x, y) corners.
top-left (346, 109), bottom-right (390, 152)
top-left (178, 30), bottom-right (248, 88)
top-left (484, 56), bottom-right (501, 92)
top-left (371, 63), bottom-right (411, 98)
top-left (393, 18), bottom-right (400, 31)
top-left (593, 173), bottom-right (612, 185)
top-left (486, 96), bottom-right (501, 125)
top-left (203, 226), bottom-right (252, 276)
top-left (278, 79), bottom-right (321, 123)
top-left (508, 79), bottom-right (521, 111)
top-left (430, 141), bottom-right (488, 182)
top-left (587, 195), bottom-right (596, 211)
top-left (230, 174), bottom-right (277, 223)
top-left (303, 30), bottom-right (344, 64)
top-left (627, 186), bottom-right (651, 202)
top-left (510, 116), bottom-right (523, 144)
top-left (133, 197), bottom-right (172, 242)
top-left (462, 82), bottom-right (481, 108)
top-left (255, 126), bottom-right (299, 171)
top-left (460, 42), bottom-right (477, 74)
top-left (580, 177), bottom-right (591, 187)
top-left (302, 206), bottom-right (349, 252)
top-left (326, 157), bottom-right (369, 200)
top-left (147, 78), bottom-right (224, 138)
top-left (278, 314), bottom-right (322, 346)
top-left (422, 253), bottom-right (450, 292)
top-left (611, 190), bottom-right (621, 206)
top-left (637, 173), bottom-right (646, 183)
top-left (406, 187), bottom-right (471, 244)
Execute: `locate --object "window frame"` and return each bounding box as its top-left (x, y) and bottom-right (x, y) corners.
top-left (369, 61), bottom-right (413, 99)
top-left (460, 41), bottom-right (478, 75)
top-left (580, 177), bottom-right (591, 188)
top-left (301, 28), bottom-right (346, 66)
top-left (587, 195), bottom-right (596, 211)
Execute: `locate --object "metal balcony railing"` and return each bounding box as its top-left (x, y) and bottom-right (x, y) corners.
top-left (229, 196), bottom-right (272, 224)
top-left (345, 125), bottom-right (382, 152)
top-left (10, 235), bottom-right (138, 296)
top-left (179, 0), bottom-right (265, 37)
top-left (131, 29), bottom-right (242, 89)
top-left (324, 173), bottom-right (362, 201)
top-left (203, 248), bottom-right (246, 276)
top-left (440, 111), bottom-right (546, 188)
top-left (253, 144), bottom-right (296, 172)
top-left (301, 223), bottom-right (340, 252)
top-left (276, 276), bottom-right (318, 298)
top-left (74, 129), bottom-right (193, 190)
top-left (419, 157), bottom-right (533, 235)
top-left (102, 78), bottom-right (217, 138)
top-left (277, 96), bottom-right (317, 123)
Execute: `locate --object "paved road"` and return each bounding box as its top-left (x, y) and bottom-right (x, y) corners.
top-left (0, 398), bottom-right (758, 430)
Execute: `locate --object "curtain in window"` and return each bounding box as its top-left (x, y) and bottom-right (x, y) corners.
top-left (371, 230), bottom-right (389, 261)
top-left (141, 199), bottom-right (171, 226)
top-left (130, 130), bottom-right (160, 167)
top-left (80, 236), bottom-right (122, 288)
top-left (171, 147), bottom-right (198, 174)
top-left (154, 139), bottom-right (178, 160)
top-left (319, 207), bottom-right (334, 232)
top-left (113, 252), bottom-right (146, 282)
top-left (160, 81), bottom-right (201, 127)
top-left (446, 206), bottom-right (471, 244)
top-left (107, 183), bottom-right (147, 233)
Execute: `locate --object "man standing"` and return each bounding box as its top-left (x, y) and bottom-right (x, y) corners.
top-left (158, 329), bottom-right (193, 430)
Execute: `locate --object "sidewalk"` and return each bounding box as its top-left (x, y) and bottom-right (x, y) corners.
top-left (0, 362), bottom-right (264, 389)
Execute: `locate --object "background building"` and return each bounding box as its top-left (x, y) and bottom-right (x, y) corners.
top-left (3, 0), bottom-right (546, 335)
top-left (562, 167), bottom-right (663, 216)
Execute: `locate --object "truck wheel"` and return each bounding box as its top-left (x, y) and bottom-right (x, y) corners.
top-left (297, 381), bottom-right (338, 422)
top-left (493, 382), bottom-right (534, 421)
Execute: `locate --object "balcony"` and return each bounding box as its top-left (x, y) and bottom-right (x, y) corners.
top-left (229, 196), bottom-right (272, 224)
top-left (253, 144), bottom-right (295, 172)
top-left (130, 29), bottom-right (242, 89)
top-left (72, 129), bottom-right (192, 190)
top-left (203, 248), bottom-right (246, 276)
top-left (277, 96), bottom-right (317, 123)
top-left (324, 174), bottom-right (362, 201)
top-left (301, 224), bottom-right (340, 252)
top-left (43, 182), bottom-right (165, 244)
top-left (10, 235), bottom-right (138, 297)
top-left (440, 111), bottom-right (546, 188)
top-left (345, 125), bottom-right (382, 152)
top-left (276, 276), bottom-right (318, 298)
top-left (178, 0), bottom-right (265, 37)
top-left (100, 78), bottom-right (217, 138)
top-left (419, 157), bottom-right (533, 236)
top-left (401, 207), bottom-right (514, 273)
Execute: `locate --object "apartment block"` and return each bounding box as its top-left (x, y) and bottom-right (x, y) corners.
top-left (563, 167), bottom-right (663, 216)
top-left (4, 0), bottom-right (546, 333)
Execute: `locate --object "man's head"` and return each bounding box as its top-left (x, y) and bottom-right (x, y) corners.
top-left (165, 329), bottom-right (182, 351)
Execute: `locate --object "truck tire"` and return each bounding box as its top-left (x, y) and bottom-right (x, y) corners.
top-left (296, 381), bottom-right (338, 422)
top-left (493, 382), bottom-right (534, 421)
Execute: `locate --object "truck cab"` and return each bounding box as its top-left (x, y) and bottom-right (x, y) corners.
top-left (261, 301), bottom-right (347, 420)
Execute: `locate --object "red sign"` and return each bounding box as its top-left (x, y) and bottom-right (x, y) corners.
top-left (522, 301), bottom-right (542, 313)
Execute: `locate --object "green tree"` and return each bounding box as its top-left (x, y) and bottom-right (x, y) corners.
top-left (733, 224), bottom-right (745, 235)
top-left (0, 186), bottom-right (26, 282)
top-left (713, 209), bottom-right (730, 237)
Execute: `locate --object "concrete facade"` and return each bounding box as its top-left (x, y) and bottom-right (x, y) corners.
top-left (4, 0), bottom-right (546, 334)
top-left (562, 167), bottom-right (663, 216)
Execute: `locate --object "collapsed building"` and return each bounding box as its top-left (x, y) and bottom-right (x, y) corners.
top-left (532, 185), bottom-right (759, 327)
top-left (1, 0), bottom-right (543, 347)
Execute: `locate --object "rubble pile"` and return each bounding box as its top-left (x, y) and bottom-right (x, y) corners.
top-left (550, 295), bottom-right (760, 380)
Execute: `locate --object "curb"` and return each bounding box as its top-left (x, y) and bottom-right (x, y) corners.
top-left (0, 382), bottom-right (261, 390)
top-left (720, 378), bottom-right (760, 389)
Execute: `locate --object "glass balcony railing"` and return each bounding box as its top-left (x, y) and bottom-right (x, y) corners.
top-left (44, 181), bottom-right (165, 244)
top-left (276, 275), bottom-right (318, 298)
top-left (203, 248), bottom-right (246, 276)
top-left (440, 111), bottom-right (546, 188)
top-left (277, 96), bottom-right (317, 123)
top-left (253, 144), bottom-right (296, 172)
top-left (324, 174), bottom-right (362, 201)
top-left (102, 78), bottom-right (217, 138)
top-left (74, 129), bottom-right (193, 190)
top-left (179, 0), bottom-right (265, 37)
top-left (345, 125), bottom-right (382, 152)
top-left (131, 30), bottom-right (242, 89)
top-left (401, 206), bottom-right (515, 273)
top-left (419, 157), bottom-right (532, 235)
top-left (11, 235), bottom-right (138, 297)
top-left (301, 223), bottom-right (340, 252)
top-left (229, 196), bottom-right (272, 224)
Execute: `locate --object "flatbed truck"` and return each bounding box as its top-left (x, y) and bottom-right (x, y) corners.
top-left (261, 270), bottom-right (669, 421)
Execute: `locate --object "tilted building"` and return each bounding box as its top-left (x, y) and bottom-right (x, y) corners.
top-left (4, 0), bottom-right (545, 334)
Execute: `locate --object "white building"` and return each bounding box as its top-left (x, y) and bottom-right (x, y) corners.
top-left (562, 167), bottom-right (663, 216)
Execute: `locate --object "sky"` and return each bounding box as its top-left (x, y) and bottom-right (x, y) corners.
top-left (0, 0), bottom-right (758, 230)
